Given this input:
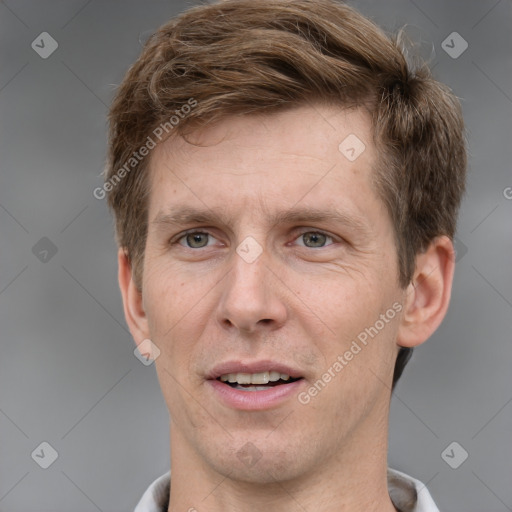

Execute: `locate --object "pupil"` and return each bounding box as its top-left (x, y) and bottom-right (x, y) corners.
top-left (305, 232), bottom-right (325, 247)
top-left (188, 233), bottom-right (207, 248)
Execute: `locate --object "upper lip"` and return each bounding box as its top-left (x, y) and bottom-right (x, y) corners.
top-left (207, 360), bottom-right (304, 380)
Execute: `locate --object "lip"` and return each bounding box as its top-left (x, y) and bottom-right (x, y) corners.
top-left (206, 360), bottom-right (305, 411)
top-left (207, 360), bottom-right (303, 380)
top-left (207, 378), bottom-right (304, 410)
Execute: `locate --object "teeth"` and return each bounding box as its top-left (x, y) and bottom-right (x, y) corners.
top-left (237, 373), bottom-right (252, 385)
top-left (269, 371), bottom-right (281, 381)
top-left (219, 371), bottom-right (292, 385)
top-left (251, 372), bottom-right (269, 384)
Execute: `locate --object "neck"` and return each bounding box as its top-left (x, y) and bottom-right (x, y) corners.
top-left (167, 405), bottom-right (397, 512)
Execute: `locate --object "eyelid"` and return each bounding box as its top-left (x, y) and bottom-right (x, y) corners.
top-left (291, 228), bottom-right (338, 246)
top-left (169, 227), bottom-right (342, 248)
top-left (171, 228), bottom-right (218, 246)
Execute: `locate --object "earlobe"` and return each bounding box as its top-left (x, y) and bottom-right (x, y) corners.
top-left (118, 248), bottom-right (149, 343)
top-left (396, 236), bottom-right (455, 348)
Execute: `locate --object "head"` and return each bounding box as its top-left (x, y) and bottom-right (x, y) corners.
top-left (106, 0), bottom-right (466, 485)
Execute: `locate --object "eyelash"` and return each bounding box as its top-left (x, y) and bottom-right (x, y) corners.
top-left (172, 229), bottom-right (337, 248)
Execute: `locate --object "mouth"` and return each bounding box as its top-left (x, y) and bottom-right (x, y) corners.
top-left (207, 362), bottom-right (305, 410)
top-left (218, 371), bottom-right (302, 391)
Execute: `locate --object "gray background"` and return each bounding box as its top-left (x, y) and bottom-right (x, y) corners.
top-left (1, 0), bottom-right (511, 510)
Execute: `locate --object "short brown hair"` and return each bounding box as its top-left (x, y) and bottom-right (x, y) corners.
top-left (105, 0), bottom-right (466, 387)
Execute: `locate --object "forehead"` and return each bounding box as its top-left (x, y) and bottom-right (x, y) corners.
top-left (147, 103), bottom-right (380, 222)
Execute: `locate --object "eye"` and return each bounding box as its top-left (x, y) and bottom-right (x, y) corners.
top-left (177, 231), bottom-right (217, 249)
top-left (294, 231), bottom-right (335, 248)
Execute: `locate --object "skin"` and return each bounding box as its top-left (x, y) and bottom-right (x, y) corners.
top-left (118, 104), bottom-right (455, 512)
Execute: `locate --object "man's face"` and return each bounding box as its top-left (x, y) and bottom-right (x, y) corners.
top-left (140, 104), bottom-right (405, 482)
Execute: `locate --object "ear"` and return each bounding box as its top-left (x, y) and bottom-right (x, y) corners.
top-left (397, 236), bottom-right (455, 348)
top-left (118, 248), bottom-right (150, 344)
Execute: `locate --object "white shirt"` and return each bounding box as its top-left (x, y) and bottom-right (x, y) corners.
top-left (134, 467), bottom-right (439, 512)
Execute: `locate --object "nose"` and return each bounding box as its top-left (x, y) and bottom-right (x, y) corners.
top-left (216, 248), bottom-right (288, 335)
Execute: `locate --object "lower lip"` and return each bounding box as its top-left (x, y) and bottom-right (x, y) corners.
top-left (208, 379), bottom-right (304, 410)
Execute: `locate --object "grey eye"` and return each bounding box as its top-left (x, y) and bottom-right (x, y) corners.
top-left (184, 232), bottom-right (209, 248)
top-left (300, 232), bottom-right (328, 248)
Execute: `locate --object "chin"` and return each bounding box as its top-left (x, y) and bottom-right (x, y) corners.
top-left (201, 435), bottom-right (316, 485)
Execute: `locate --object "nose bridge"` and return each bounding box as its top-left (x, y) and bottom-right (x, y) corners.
top-left (217, 243), bottom-right (287, 332)
top-left (229, 248), bottom-right (269, 310)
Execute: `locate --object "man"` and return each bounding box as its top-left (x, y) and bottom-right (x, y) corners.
top-left (105, 0), bottom-right (466, 510)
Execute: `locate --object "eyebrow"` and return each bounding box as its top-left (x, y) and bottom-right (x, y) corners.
top-left (152, 205), bottom-right (370, 234)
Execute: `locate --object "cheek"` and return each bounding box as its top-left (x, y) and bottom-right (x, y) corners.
top-left (303, 271), bottom-right (401, 380)
top-left (300, 274), bottom-right (378, 338)
top-left (142, 268), bottom-right (194, 364)
top-left (143, 257), bottom-right (209, 327)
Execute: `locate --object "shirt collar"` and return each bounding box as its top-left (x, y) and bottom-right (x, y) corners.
top-left (134, 467), bottom-right (440, 512)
